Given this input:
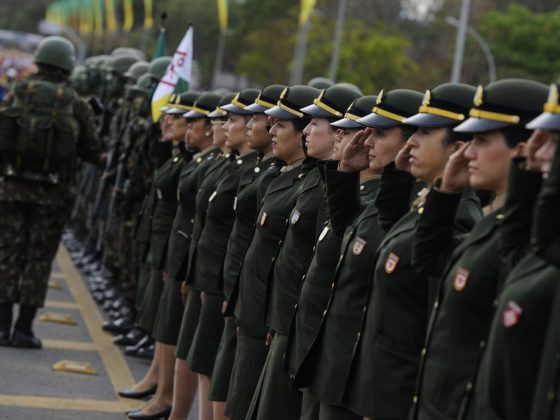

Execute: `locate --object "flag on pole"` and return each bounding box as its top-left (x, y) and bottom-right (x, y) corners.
top-left (105, 0), bottom-right (118, 32)
top-left (217, 0), bottom-right (228, 33)
top-left (153, 27), bottom-right (166, 58)
top-left (151, 25), bottom-right (193, 122)
top-left (123, 0), bottom-right (134, 32)
top-left (94, 0), bottom-right (104, 35)
top-left (299, 0), bottom-right (316, 26)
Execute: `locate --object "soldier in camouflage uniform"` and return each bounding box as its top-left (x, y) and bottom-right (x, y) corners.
top-left (0, 36), bottom-right (102, 349)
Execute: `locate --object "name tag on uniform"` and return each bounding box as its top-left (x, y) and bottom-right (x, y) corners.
top-left (209, 191), bottom-right (217, 202)
top-left (502, 301), bottom-right (523, 328)
top-left (352, 237), bottom-right (367, 255)
top-left (156, 189), bottom-right (163, 200)
top-left (385, 252), bottom-right (399, 273)
top-left (319, 226), bottom-right (329, 241)
top-left (290, 209), bottom-right (301, 224)
top-left (233, 196), bottom-right (238, 211)
top-left (453, 267), bottom-right (470, 291)
top-left (260, 212), bottom-right (268, 226)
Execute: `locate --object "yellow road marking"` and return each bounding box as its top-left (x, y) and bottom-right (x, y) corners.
top-left (50, 272), bottom-right (66, 280)
top-left (45, 301), bottom-right (81, 310)
top-left (56, 246), bottom-right (136, 405)
top-left (42, 339), bottom-right (98, 351)
top-left (0, 395), bottom-right (139, 412)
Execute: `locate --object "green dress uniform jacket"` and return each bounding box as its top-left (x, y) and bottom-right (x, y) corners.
top-left (188, 151), bottom-right (260, 294)
top-left (286, 162), bottom-right (378, 385)
top-left (529, 143), bottom-right (560, 420)
top-left (302, 170), bottom-right (384, 406)
top-left (343, 163), bottom-right (480, 420)
top-left (148, 152), bottom-right (183, 269)
top-left (231, 165), bottom-right (304, 337)
top-left (266, 163), bottom-right (327, 335)
top-left (184, 154), bottom-right (231, 287)
top-left (465, 162), bottom-right (556, 420)
top-left (222, 157), bottom-right (281, 301)
top-left (412, 162), bottom-right (542, 420)
top-left (166, 146), bottom-right (221, 282)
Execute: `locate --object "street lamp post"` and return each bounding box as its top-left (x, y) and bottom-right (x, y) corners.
top-left (446, 16), bottom-right (496, 83)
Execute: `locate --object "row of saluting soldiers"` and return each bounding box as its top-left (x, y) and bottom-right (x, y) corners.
top-left (66, 61), bottom-right (560, 420)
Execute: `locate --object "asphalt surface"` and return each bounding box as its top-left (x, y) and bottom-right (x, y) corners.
top-left (0, 247), bottom-right (199, 419)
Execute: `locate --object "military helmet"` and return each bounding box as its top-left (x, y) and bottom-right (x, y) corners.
top-left (213, 87), bottom-right (231, 96)
top-left (124, 61), bottom-right (149, 81)
top-left (358, 89), bottom-right (424, 128)
top-left (166, 91), bottom-right (201, 114)
top-left (301, 85), bottom-right (361, 119)
top-left (454, 78), bottom-right (548, 133)
top-left (208, 93), bottom-right (237, 119)
top-left (34, 36), bottom-right (76, 73)
top-left (246, 84), bottom-right (287, 113)
top-left (130, 73), bottom-right (156, 97)
top-left (334, 82), bottom-right (363, 95)
top-left (108, 55), bottom-right (139, 76)
top-left (404, 83), bottom-right (477, 128)
top-left (307, 77), bottom-right (335, 90)
top-left (221, 88), bottom-right (260, 115)
top-left (111, 47), bottom-right (146, 61)
top-left (148, 56), bottom-right (172, 81)
top-left (527, 83), bottom-right (560, 130)
top-left (184, 93), bottom-right (222, 119)
top-left (265, 85), bottom-right (321, 120)
top-left (332, 95), bottom-right (378, 129)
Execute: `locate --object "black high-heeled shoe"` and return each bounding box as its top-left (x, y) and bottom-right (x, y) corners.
top-left (118, 383), bottom-right (157, 399)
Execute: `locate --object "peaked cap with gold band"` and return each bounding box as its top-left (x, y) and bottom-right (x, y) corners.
top-left (160, 92), bottom-right (177, 114)
top-left (221, 88), bottom-right (260, 115)
top-left (245, 84), bottom-right (287, 113)
top-left (183, 92), bottom-right (222, 119)
top-left (358, 89), bottom-right (423, 128)
top-left (300, 85), bottom-right (361, 119)
top-left (526, 83), bottom-right (560, 130)
top-left (265, 85), bottom-right (321, 120)
top-left (165, 91), bottom-right (200, 114)
top-left (208, 92), bottom-right (237, 119)
top-left (331, 95), bottom-right (378, 129)
top-left (404, 83), bottom-right (476, 128)
top-left (454, 78), bottom-right (548, 133)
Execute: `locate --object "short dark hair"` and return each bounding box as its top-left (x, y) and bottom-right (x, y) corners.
top-left (290, 117), bottom-right (311, 133)
top-left (501, 126), bottom-right (532, 148)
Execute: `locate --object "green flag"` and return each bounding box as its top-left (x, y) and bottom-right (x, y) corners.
top-left (153, 28), bottom-right (166, 58)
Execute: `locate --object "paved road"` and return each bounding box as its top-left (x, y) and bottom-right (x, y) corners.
top-left (0, 246), bottom-right (199, 419)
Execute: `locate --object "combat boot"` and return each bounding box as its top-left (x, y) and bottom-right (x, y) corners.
top-left (12, 305), bottom-right (42, 349)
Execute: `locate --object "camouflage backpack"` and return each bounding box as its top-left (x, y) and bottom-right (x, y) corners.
top-left (0, 78), bottom-right (80, 177)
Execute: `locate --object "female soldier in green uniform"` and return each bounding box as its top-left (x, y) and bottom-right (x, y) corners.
top-left (246, 85), bottom-right (359, 420)
top-left (184, 88), bottom-right (261, 420)
top-left (410, 79), bottom-right (548, 420)
top-left (126, 91), bottom-right (199, 420)
top-left (210, 84), bottom-right (286, 419)
top-left (340, 87), bottom-right (481, 420)
top-left (225, 85), bottom-right (319, 420)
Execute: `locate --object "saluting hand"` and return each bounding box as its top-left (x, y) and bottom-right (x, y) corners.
top-left (338, 128), bottom-right (372, 173)
top-left (395, 143), bottom-right (413, 172)
top-left (524, 129), bottom-right (552, 172)
top-left (441, 141), bottom-right (471, 193)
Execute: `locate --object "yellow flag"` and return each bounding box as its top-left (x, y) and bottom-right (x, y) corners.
top-left (299, 0), bottom-right (317, 26)
top-left (143, 0), bottom-right (153, 30)
top-left (123, 0), bottom-right (134, 32)
top-left (105, 0), bottom-right (118, 32)
top-left (94, 0), bottom-right (104, 35)
top-left (217, 0), bottom-right (228, 33)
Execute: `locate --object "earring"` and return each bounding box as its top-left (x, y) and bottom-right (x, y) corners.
top-left (206, 131), bottom-right (212, 136)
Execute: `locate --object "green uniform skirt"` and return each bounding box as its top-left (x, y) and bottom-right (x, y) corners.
top-left (134, 261), bottom-right (150, 312)
top-left (136, 267), bottom-right (164, 335)
top-left (245, 333), bottom-right (302, 420)
top-left (225, 327), bottom-right (269, 419)
top-left (186, 293), bottom-right (225, 376)
top-left (208, 316), bottom-right (237, 402)
top-left (176, 289), bottom-right (201, 360)
top-left (153, 279), bottom-right (184, 345)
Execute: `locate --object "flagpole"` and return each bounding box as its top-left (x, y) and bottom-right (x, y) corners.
top-left (450, 0), bottom-right (471, 83)
top-left (212, 31), bottom-right (226, 88)
top-left (290, 19), bottom-right (311, 85)
top-left (327, 0), bottom-right (347, 82)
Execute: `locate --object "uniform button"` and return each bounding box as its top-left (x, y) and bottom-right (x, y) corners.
top-left (190, 218), bottom-right (194, 223)
top-left (331, 282), bottom-right (335, 289)
top-left (421, 347), bottom-right (426, 356)
top-left (466, 382), bottom-right (473, 391)
top-left (413, 396), bottom-right (418, 403)
top-left (323, 310), bottom-right (327, 317)
top-left (434, 301), bottom-right (439, 309)
top-left (294, 304), bottom-right (298, 309)
top-left (271, 257), bottom-right (276, 263)
top-left (362, 306), bottom-right (367, 312)
top-left (302, 274), bottom-right (306, 281)
top-left (312, 246), bottom-right (316, 251)
top-left (279, 240), bottom-right (283, 246)
top-left (479, 340), bottom-right (486, 348)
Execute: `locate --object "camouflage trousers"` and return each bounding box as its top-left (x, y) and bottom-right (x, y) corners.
top-left (0, 201), bottom-right (70, 307)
